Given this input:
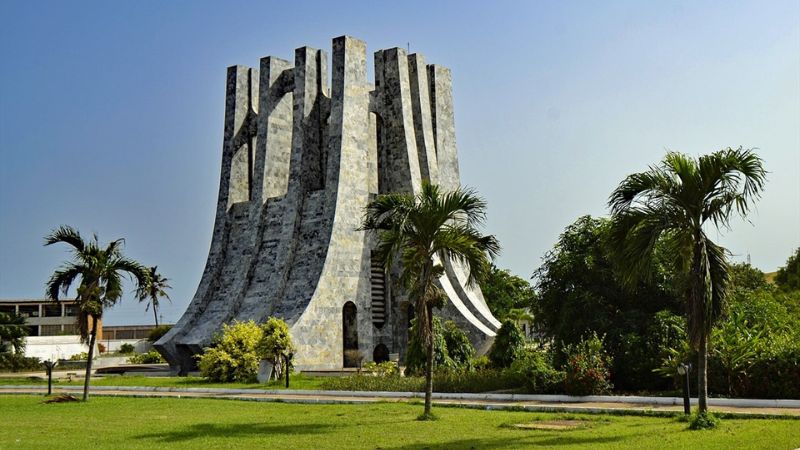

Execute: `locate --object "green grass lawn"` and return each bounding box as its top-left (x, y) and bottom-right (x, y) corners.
top-left (2, 395), bottom-right (798, 449)
top-left (0, 373), bottom-right (327, 390)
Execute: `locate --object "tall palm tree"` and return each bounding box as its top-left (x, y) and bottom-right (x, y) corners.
top-left (45, 226), bottom-right (149, 401)
top-left (608, 147), bottom-right (766, 413)
top-left (361, 182), bottom-right (499, 418)
top-left (137, 266), bottom-right (171, 327)
top-left (0, 311), bottom-right (27, 354)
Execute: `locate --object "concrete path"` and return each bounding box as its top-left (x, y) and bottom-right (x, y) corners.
top-left (2, 385), bottom-right (799, 418)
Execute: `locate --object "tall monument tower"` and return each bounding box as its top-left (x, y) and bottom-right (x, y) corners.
top-left (156, 36), bottom-right (500, 373)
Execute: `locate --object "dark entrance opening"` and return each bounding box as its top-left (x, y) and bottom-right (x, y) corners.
top-left (342, 301), bottom-right (359, 367)
top-left (373, 343), bottom-right (390, 363)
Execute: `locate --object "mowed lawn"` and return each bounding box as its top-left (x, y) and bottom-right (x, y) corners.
top-left (2, 396), bottom-right (799, 449)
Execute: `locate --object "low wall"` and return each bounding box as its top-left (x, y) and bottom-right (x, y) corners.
top-left (22, 336), bottom-right (97, 361)
top-left (101, 339), bottom-right (151, 353)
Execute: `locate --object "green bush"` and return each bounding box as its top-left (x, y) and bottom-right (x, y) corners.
top-left (488, 320), bottom-right (525, 368)
top-left (129, 350), bottom-right (165, 364)
top-left (321, 375), bottom-right (423, 392)
top-left (688, 411), bottom-right (721, 430)
top-left (256, 317), bottom-right (294, 379)
top-left (196, 320), bottom-right (262, 382)
top-left (510, 348), bottom-right (564, 394)
top-left (147, 325), bottom-right (173, 343)
top-left (442, 320), bottom-right (475, 367)
top-left (118, 343), bottom-right (136, 354)
top-left (405, 317), bottom-right (456, 376)
top-left (563, 332), bottom-right (613, 396)
top-left (363, 361), bottom-right (400, 377)
top-left (69, 352), bottom-right (89, 361)
top-left (433, 369), bottom-right (525, 393)
top-left (0, 353), bottom-right (42, 372)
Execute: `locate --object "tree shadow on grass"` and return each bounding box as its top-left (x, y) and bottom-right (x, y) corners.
top-left (135, 422), bottom-right (337, 443)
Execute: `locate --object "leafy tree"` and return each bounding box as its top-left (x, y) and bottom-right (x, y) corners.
top-left (563, 332), bottom-right (613, 395)
top-left (479, 265), bottom-right (536, 320)
top-left (136, 266), bottom-right (171, 327)
top-left (361, 182), bottom-right (499, 418)
top-left (608, 147), bottom-right (766, 413)
top-left (0, 311), bottom-right (27, 354)
top-left (775, 248), bottom-right (800, 291)
top-left (729, 262), bottom-right (770, 292)
top-left (487, 320), bottom-right (525, 368)
top-left (45, 225), bottom-right (149, 401)
top-left (197, 320), bottom-right (262, 382)
top-left (257, 317), bottom-right (294, 379)
top-left (147, 324), bottom-right (173, 343)
top-left (532, 215), bottom-right (680, 390)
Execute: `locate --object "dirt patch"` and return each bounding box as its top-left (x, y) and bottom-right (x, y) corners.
top-left (511, 420), bottom-right (589, 431)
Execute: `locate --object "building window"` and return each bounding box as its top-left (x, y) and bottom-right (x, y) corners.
top-left (40, 325), bottom-right (63, 336)
top-left (370, 252), bottom-right (386, 328)
top-left (43, 304), bottom-right (62, 317)
top-left (26, 325), bottom-right (39, 337)
top-left (64, 305), bottom-right (78, 317)
top-left (18, 305), bottom-right (39, 318)
top-left (61, 324), bottom-right (79, 335)
top-left (0, 305), bottom-right (15, 315)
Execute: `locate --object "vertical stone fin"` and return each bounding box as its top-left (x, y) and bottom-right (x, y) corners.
top-left (408, 53), bottom-right (439, 185)
top-left (428, 64), bottom-right (460, 191)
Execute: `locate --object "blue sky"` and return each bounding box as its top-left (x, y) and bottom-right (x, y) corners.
top-left (1, 1), bottom-right (798, 325)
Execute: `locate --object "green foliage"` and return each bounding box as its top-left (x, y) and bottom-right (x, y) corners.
top-left (118, 343), bottom-right (135, 354)
top-left (441, 320), bottom-right (475, 367)
top-left (320, 375), bottom-right (423, 392)
top-left (256, 317), bottom-right (294, 363)
top-left (147, 325), bottom-right (173, 343)
top-left (729, 262), bottom-right (770, 292)
top-left (136, 266), bottom-right (171, 327)
top-left (320, 369), bottom-right (527, 394)
top-left (689, 411), bottom-right (721, 430)
top-left (509, 347), bottom-right (564, 394)
top-left (0, 311), bottom-right (28, 354)
top-left (129, 350), bottom-right (165, 364)
top-left (0, 353), bottom-right (42, 372)
top-left (69, 352), bottom-right (90, 361)
top-left (479, 265), bottom-right (536, 320)
top-left (362, 361), bottom-right (400, 377)
top-left (406, 318), bottom-right (475, 375)
top-left (197, 320), bottom-right (263, 382)
top-left (563, 332), bottom-right (613, 396)
top-left (487, 320), bottom-right (525, 368)
top-left (532, 215), bottom-right (681, 390)
top-left (775, 248), bottom-right (800, 291)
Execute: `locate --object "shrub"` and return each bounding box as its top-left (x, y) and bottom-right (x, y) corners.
top-left (363, 361), bottom-right (400, 377)
top-left (98, 343), bottom-right (106, 354)
top-left (563, 332), bottom-right (613, 396)
top-left (129, 350), bottom-right (165, 364)
top-left (257, 317), bottom-right (294, 379)
top-left (689, 411), bottom-right (721, 430)
top-left (433, 368), bottom-right (525, 393)
top-left (69, 352), bottom-right (89, 361)
top-left (405, 317), bottom-right (455, 376)
top-left (321, 375), bottom-right (423, 392)
top-left (442, 320), bottom-right (475, 367)
top-left (488, 320), bottom-right (525, 368)
top-left (197, 320), bottom-right (262, 382)
top-left (147, 325), bottom-right (173, 343)
top-left (510, 348), bottom-right (564, 394)
top-left (0, 353), bottom-right (42, 372)
top-left (118, 343), bottom-right (135, 354)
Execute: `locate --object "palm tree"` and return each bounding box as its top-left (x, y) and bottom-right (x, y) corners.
top-left (137, 266), bottom-right (171, 327)
top-left (361, 182), bottom-right (499, 418)
top-left (45, 226), bottom-right (149, 401)
top-left (607, 147), bottom-right (766, 413)
top-left (0, 311), bottom-right (27, 354)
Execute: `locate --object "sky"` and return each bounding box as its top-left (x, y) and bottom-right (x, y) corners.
top-left (1, 1), bottom-right (798, 326)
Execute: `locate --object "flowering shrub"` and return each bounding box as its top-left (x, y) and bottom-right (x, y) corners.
top-left (563, 332), bottom-right (613, 396)
top-left (197, 320), bottom-right (262, 382)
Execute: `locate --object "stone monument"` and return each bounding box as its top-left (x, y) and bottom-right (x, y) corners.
top-left (155, 36), bottom-right (500, 373)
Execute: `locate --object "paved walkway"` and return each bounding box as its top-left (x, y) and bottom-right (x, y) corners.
top-left (2, 385), bottom-right (799, 418)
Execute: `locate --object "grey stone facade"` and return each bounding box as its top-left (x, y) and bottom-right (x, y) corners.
top-left (155, 36), bottom-right (500, 373)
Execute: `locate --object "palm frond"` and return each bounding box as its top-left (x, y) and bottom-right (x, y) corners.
top-left (44, 225), bottom-right (85, 252)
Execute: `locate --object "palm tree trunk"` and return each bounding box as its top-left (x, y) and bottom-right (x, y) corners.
top-left (152, 301), bottom-right (159, 327)
top-left (83, 315), bottom-right (98, 401)
top-left (697, 331), bottom-right (708, 413)
top-left (424, 310), bottom-right (434, 416)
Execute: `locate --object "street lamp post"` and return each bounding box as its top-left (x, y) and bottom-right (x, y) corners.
top-left (43, 360), bottom-right (58, 396)
top-left (677, 363), bottom-right (692, 415)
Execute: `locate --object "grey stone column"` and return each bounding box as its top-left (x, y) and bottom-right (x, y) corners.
top-left (428, 65), bottom-right (460, 192)
top-left (408, 53), bottom-right (439, 185)
top-left (254, 57), bottom-right (294, 202)
top-left (374, 48), bottom-right (422, 194)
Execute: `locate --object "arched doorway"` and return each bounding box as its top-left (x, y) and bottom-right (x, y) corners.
top-left (373, 343), bottom-right (389, 363)
top-left (342, 302), bottom-right (359, 367)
